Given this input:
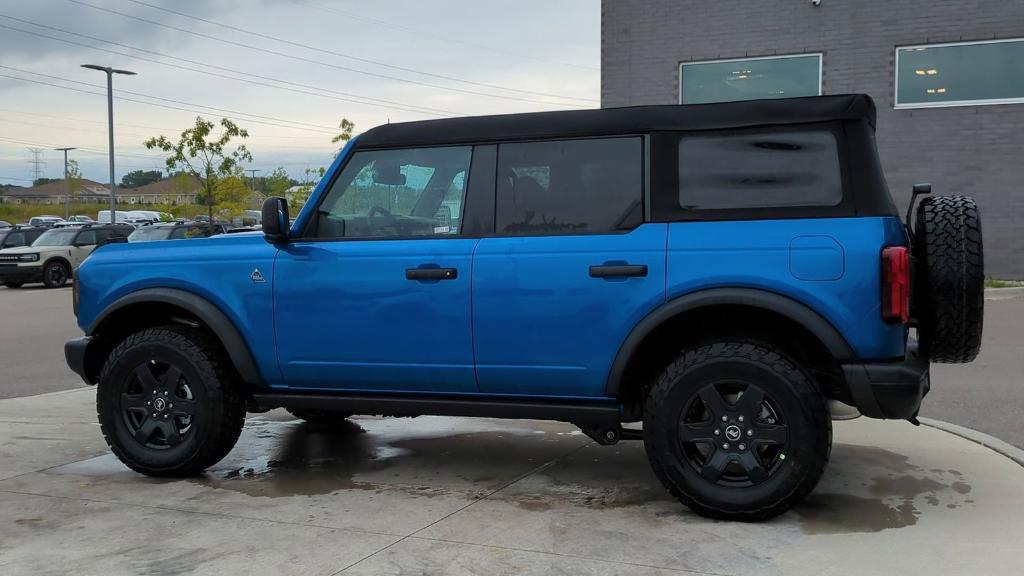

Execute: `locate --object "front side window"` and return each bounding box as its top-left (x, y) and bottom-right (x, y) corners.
top-left (32, 229), bottom-right (78, 247)
top-left (896, 39), bottom-right (1024, 108)
top-left (680, 54), bottom-right (821, 105)
top-left (312, 146), bottom-right (472, 239)
top-left (2, 231), bottom-right (25, 248)
top-left (496, 138), bottom-right (642, 235)
top-left (678, 130), bottom-right (842, 210)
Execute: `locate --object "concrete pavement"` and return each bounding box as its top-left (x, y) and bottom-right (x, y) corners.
top-left (1, 388), bottom-right (1022, 575)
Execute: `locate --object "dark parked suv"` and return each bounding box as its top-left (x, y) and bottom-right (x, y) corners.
top-left (65, 95), bottom-right (983, 520)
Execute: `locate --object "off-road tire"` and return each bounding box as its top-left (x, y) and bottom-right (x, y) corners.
top-left (97, 325), bottom-right (246, 476)
top-left (3, 281), bottom-right (23, 288)
top-left (644, 342), bottom-right (831, 521)
top-left (287, 408), bottom-right (353, 424)
top-left (914, 195), bottom-right (984, 363)
top-left (42, 260), bottom-right (69, 288)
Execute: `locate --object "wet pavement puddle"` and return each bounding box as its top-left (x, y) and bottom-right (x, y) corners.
top-left (46, 416), bottom-right (974, 535)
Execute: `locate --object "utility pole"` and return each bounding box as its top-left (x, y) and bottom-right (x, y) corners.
top-left (247, 168), bottom-right (261, 199)
top-left (54, 147), bottom-right (76, 220)
top-left (81, 64), bottom-right (136, 223)
top-left (26, 148), bottom-right (45, 184)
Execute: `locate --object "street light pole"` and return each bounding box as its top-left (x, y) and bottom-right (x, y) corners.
top-left (81, 64), bottom-right (136, 223)
top-left (247, 168), bottom-right (261, 198)
top-left (54, 147), bottom-right (76, 220)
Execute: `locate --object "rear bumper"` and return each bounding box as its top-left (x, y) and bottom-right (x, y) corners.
top-left (0, 266), bottom-right (42, 284)
top-left (842, 340), bottom-right (929, 419)
top-left (64, 336), bottom-right (94, 385)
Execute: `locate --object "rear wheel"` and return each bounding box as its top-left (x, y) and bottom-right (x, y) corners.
top-left (914, 195), bottom-right (984, 363)
top-left (97, 325), bottom-right (245, 476)
top-left (42, 260), bottom-right (69, 288)
top-left (644, 342), bottom-right (830, 521)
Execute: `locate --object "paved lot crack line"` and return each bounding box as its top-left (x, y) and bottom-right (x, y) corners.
top-left (0, 487), bottom-right (404, 538)
top-left (329, 440), bottom-right (596, 575)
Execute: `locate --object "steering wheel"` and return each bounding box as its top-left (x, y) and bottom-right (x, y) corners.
top-left (367, 205), bottom-right (397, 229)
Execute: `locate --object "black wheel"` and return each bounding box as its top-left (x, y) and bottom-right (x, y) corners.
top-left (914, 195), bottom-right (984, 363)
top-left (287, 408), bottom-right (352, 424)
top-left (3, 281), bottom-right (23, 288)
top-left (644, 342), bottom-right (830, 521)
top-left (97, 325), bottom-right (245, 476)
top-left (42, 260), bottom-right (69, 288)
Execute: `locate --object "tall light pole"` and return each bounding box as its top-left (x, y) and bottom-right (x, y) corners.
top-left (54, 147), bottom-right (76, 220)
top-left (247, 168), bottom-right (261, 198)
top-left (81, 64), bottom-right (136, 223)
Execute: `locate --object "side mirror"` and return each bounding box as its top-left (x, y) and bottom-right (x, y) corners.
top-left (262, 197), bottom-right (290, 243)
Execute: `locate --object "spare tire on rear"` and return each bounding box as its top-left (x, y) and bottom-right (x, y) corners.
top-left (913, 195), bottom-right (984, 363)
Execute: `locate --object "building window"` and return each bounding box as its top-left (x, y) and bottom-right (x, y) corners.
top-left (896, 39), bottom-right (1024, 108)
top-left (680, 54), bottom-right (821, 105)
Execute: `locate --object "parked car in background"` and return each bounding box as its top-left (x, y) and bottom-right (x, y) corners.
top-left (0, 220), bottom-right (11, 229)
top-left (0, 223), bottom-right (131, 288)
top-left (0, 225), bottom-right (47, 250)
top-left (98, 210), bottom-right (162, 225)
top-left (28, 216), bottom-right (65, 228)
top-left (127, 221), bottom-right (227, 243)
top-left (68, 215), bottom-right (96, 223)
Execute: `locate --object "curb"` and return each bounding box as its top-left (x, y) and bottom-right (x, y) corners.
top-left (984, 287), bottom-right (1024, 300)
top-left (919, 417), bottom-right (1024, 468)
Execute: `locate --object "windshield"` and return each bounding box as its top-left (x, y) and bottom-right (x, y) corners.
top-left (32, 229), bottom-right (79, 247)
top-left (128, 227), bottom-right (173, 242)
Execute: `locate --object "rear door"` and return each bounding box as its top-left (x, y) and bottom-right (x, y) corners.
top-left (472, 137), bottom-right (667, 398)
top-left (273, 145), bottom-right (481, 393)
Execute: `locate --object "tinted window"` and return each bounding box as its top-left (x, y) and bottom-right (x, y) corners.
top-left (33, 229), bottom-right (79, 247)
top-left (313, 146), bottom-right (472, 239)
top-left (681, 54), bottom-right (821, 105)
top-left (2, 231), bottom-right (25, 248)
top-left (896, 40), bottom-right (1024, 107)
top-left (678, 131), bottom-right (841, 210)
top-left (496, 138), bottom-right (642, 235)
top-left (75, 230), bottom-right (97, 246)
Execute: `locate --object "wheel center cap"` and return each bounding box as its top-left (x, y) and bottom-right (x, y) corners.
top-left (152, 397), bottom-right (167, 413)
top-left (724, 425), bottom-right (742, 442)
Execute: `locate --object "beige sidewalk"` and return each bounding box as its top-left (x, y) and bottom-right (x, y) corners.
top-left (1, 387), bottom-right (1021, 575)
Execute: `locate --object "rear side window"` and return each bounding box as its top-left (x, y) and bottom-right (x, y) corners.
top-left (678, 130), bottom-right (841, 210)
top-left (496, 137), bottom-right (642, 235)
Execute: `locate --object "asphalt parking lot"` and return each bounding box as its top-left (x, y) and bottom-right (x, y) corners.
top-left (1, 286), bottom-right (1023, 575)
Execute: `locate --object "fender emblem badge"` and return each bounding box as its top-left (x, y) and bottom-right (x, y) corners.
top-left (250, 268), bottom-right (266, 283)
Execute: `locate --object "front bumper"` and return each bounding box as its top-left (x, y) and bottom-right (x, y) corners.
top-left (842, 341), bottom-right (929, 420)
top-left (65, 336), bottom-right (94, 385)
top-left (0, 265), bottom-right (42, 284)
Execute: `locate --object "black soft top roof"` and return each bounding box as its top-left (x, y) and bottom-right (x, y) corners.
top-left (358, 94), bottom-right (876, 149)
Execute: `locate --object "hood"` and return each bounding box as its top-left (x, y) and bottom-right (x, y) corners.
top-left (0, 245), bottom-right (69, 255)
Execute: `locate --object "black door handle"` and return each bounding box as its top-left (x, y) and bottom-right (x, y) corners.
top-left (406, 267), bottom-right (458, 281)
top-left (589, 264), bottom-right (648, 278)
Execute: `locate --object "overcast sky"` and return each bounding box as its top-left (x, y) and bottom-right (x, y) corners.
top-left (0, 0), bottom-right (599, 185)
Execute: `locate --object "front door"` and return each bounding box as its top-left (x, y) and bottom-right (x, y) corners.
top-left (274, 145), bottom-right (479, 393)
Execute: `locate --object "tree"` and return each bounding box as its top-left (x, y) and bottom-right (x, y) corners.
top-left (33, 177), bottom-right (59, 186)
top-left (67, 160), bottom-right (82, 203)
top-left (144, 117), bottom-right (252, 228)
top-left (290, 166), bottom-right (325, 209)
top-left (265, 166), bottom-right (292, 199)
top-left (332, 118), bottom-right (355, 156)
top-left (121, 170), bottom-right (163, 189)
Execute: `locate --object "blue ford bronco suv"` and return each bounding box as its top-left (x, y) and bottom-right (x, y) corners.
top-left (65, 94), bottom-right (984, 521)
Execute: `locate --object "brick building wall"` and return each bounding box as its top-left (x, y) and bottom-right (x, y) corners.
top-left (602, 0), bottom-right (1024, 277)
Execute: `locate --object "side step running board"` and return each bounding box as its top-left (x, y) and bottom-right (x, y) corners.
top-left (251, 393), bottom-right (621, 425)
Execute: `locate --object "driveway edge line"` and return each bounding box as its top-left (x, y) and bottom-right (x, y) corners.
top-left (919, 417), bottom-right (1024, 468)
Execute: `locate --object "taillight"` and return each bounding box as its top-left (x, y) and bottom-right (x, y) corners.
top-left (72, 270), bottom-right (80, 317)
top-left (881, 246), bottom-right (910, 323)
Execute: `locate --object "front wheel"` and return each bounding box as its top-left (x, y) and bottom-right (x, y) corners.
top-left (97, 325), bottom-right (245, 476)
top-left (644, 342), bottom-right (831, 521)
top-left (42, 260), bottom-right (69, 288)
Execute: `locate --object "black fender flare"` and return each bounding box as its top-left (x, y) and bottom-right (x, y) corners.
top-left (605, 287), bottom-right (854, 397)
top-left (88, 287), bottom-right (265, 386)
